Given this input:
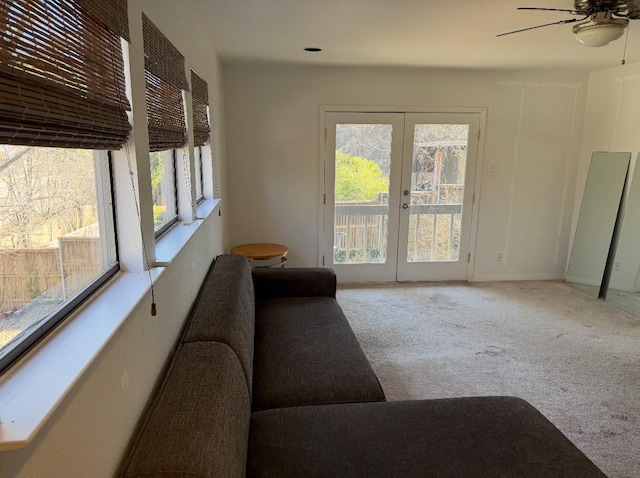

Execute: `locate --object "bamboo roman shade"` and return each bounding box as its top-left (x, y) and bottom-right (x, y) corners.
top-left (191, 70), bottom-right (210, 147)
top-left (143, 14), bottom-right (188, 152)
top-left (0, 0), bottom-right (131, 149)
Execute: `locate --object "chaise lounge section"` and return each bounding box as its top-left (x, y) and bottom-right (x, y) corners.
top-left (119, 254), bottom-right (606, 477)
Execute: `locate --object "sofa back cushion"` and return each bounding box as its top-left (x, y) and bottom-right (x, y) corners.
top-left (120, 341), bottom-right (251, 478)
top-left (252, 267), bottom-right (337, 299)
top-left (182, 254), bottom-right (255, 393)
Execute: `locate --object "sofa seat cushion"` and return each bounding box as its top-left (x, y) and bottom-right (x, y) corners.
top-left (120, 342), bottom-right (251, 478)
top-left (252, 297), bottom-right (385, 411)
top-left (247, 397), bottom-right (606, 478)
top-left (182, 254), bottom-right (255, 394)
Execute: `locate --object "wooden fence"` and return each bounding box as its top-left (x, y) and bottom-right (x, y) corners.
top-left (0, 237), bottom-right (102, 311)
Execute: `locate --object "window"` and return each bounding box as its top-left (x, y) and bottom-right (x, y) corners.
top-left (142, 14), bottom-right (189, 235)
top-left (191, 70), bottom-right (210, 203)
top-left (150, 149), bottom-right (178, 234)
top-left (0, 0), bottom-right (130, 371)
top-left (194, 147), bottom-right (204, 203)
top-left (0, 147), bottom-right (118, 368)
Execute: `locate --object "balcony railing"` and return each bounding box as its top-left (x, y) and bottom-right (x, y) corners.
top-left (334, 202), bottom-right (462, 264)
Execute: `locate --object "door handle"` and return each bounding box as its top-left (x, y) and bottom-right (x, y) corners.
top-left (402, 203), bottom-right (409, 209)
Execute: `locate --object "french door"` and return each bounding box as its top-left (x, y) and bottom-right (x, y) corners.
top-left (323, 111), bottom-right (480, 283)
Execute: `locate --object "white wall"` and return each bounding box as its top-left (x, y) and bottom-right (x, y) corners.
top-left (574, 61), bottom-right (640, 292)
top-left (0, 1), bottom-right (227, 476)
top-left (224, 65), bottom-right (587, 280)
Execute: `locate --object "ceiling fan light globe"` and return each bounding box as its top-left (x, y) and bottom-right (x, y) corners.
top-left (573, 23), bottom-right (626, 47)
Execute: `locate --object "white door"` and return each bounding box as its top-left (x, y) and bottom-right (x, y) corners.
top-left (323, 111), bottom-right (480, 283)
top-left (396, 113), bottom-right (480, 281)
top-left (324, 112), bottom-right (404, 282)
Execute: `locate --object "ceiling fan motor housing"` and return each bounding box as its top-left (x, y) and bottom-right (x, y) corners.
top-left (574, 0), bottom-right (640, 18)
top-left (498, 0), bottom-right (640, 44)
top-left (571, 1), bottom-right (640, 47)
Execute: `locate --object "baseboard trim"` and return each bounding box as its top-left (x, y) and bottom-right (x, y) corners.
top-left (470, 273), bottom-right (565, 282)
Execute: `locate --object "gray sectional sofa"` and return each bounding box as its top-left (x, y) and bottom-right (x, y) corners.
top-left (119, 254), bottom-right (606, 477)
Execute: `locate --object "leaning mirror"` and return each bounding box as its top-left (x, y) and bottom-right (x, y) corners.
top-left (566, 152), bottom-right (631, 298)
top-left (606, 154), bottom-right (640, 317)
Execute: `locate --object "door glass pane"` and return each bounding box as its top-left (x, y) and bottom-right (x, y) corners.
top-left (407, 124), bottom-right (469, 262)
top-left (334, 124), bottom-right (391, 264)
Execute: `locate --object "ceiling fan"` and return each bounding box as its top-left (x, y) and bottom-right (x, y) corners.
top-left (498, 0), bottom-right (640, 47)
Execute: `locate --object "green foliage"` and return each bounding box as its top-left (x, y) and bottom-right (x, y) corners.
top-left (149, 151), bottom-right (165, 204)
top-left (334, 150), bottom-right (388, 202)
top-left (153, 205), bottom-right (167, 226)
top-left (26, 274), bottom-right (41, 300)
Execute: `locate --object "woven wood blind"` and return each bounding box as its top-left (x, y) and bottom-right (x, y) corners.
top-left (0, 0), bottom-right (131, 149)
top-left (77, 0), bottom-right (129, 41)
top-left (191, 70), bottom-right (210, 147)
top-left (143, 14), bottom-right (188, 152)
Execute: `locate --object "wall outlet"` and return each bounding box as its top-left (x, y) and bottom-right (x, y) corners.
top-left (614, 261), bottom-right (621, 271)
top-left (497, 251), bottom-right (504, 263)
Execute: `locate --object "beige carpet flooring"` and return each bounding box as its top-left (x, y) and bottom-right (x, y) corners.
top-left (337, 280), bottom-right (640, 478)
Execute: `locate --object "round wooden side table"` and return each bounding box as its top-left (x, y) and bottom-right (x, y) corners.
top-left (230, 243), bottom-right (288, 268)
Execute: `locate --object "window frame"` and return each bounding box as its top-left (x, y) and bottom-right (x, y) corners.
top-left (152, 149), bottom-right (179, 238)
top-left (0, 150), bottom-right (120, 373)
top-left (195, 146), bottom-right (205, 204)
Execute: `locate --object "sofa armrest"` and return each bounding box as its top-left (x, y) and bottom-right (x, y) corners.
top-left (252, 268), bottom-right (336, 299)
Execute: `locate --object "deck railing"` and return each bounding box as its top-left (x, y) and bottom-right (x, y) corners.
top-left (334, 202), bottom-right (462, 264)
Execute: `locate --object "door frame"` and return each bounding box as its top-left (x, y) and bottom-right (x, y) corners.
top-left (318, 105), bottom-right (488, 282)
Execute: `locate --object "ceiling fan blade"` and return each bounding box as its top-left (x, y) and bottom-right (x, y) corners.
top-left (517, 7), bottom-right (579, 14)
top-left (625, 8), bottom-right (640, 19)
top-left (497, 18), bottom-right (580, 37)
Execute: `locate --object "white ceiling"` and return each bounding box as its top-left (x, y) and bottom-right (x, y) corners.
top-left (190, 0), bottom-right (640, 71)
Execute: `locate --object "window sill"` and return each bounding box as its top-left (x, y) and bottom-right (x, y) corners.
top-left (0, 269), bottom-right (162, 451)
top-left (0, 198), bottom-right (220, 451)
top-left (154, 198), bottom-right (220, 266)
